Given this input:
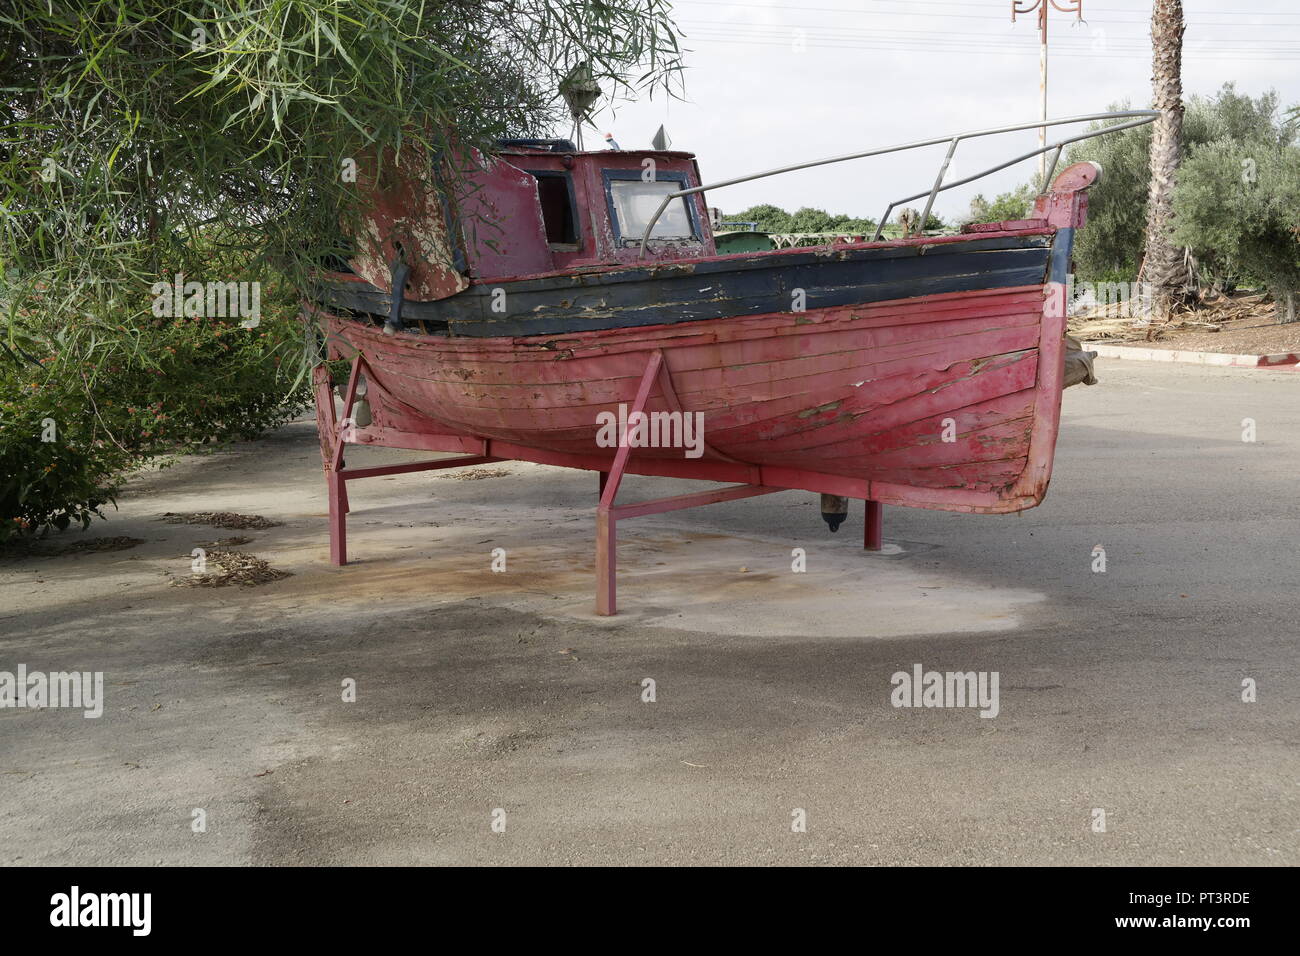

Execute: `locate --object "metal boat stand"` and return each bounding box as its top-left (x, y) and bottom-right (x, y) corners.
top-left (313, 356), bottom-right (503, 567)
top-left (593, 349), bottom-right (784, 615)
top-left (314, 350), bottom-right (885, 615)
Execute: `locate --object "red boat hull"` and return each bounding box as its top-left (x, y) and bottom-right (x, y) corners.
top-left (317, 276), bottom-right (1066, 514)
top-left (313, 163), bottom-right (1106, 518)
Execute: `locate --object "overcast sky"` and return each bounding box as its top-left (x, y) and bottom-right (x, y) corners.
top-left (588, 0), bottom-right (1300, 222)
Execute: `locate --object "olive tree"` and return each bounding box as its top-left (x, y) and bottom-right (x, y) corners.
top-left (1065, 85), bottom-right (1290, 283)
top-left (1172, 140), bottom-right (1300, 323)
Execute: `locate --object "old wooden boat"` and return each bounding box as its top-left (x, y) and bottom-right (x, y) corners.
top-left (308, 111), bottom-right (1158, 613)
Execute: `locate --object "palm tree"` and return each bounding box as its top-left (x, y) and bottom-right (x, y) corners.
top-left (1142, 0), bottom-right (1191, 322)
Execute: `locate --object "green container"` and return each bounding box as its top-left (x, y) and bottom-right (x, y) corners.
top-left (713, 230), bottom-right (775, 253)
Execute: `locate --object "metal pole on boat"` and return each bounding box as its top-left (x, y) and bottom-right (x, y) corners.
top-left (1013, 1), bottom-right (1084, 191)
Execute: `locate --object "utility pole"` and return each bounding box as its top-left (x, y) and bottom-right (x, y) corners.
top-left (1012, 0), bottom-right (1084, 189)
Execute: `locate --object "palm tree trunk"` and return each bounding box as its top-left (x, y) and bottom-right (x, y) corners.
top-left (1142, 0), bottom-right (1191, 322)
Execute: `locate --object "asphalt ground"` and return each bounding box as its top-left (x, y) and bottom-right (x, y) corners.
top-left (1, 360), bottom-right (1295, 865)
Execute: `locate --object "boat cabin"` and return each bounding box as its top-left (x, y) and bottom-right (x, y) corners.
top-left (486, 139), bottom-right (715, 273)
top-left (346, 138), bottom-right (716, 301)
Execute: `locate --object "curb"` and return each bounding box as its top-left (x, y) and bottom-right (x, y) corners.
top-left (1085, 343), bottom-right (1300, 370)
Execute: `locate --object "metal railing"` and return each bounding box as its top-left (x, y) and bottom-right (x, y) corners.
top-left (636, 110), bottom-right (1160, 257)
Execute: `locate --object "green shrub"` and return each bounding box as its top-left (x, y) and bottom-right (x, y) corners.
top-left (0, 368), bottom-right (134, 540)
top-left (964, 184), bottom-right (1038, 225)
top-left (0, 283), bottom-right (309, 542)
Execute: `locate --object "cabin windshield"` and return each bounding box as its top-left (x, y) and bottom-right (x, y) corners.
top-left (608, 179), bottom-right (695, 242)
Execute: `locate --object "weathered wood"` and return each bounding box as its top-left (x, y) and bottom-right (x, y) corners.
top-left (322, 232), bottom-right (1052, 337)
top-left (308, 160), bottom-right (1107, 612)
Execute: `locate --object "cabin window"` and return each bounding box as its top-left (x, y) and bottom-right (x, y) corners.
top-left (603, 171), bottom-right (698, 244)
top-left (524, 170), bottom-right (580, 250)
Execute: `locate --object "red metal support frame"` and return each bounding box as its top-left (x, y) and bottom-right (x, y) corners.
top-left (313, 363), bottom-right (349, 565)
top-left (314, 352), bottom-right (887, 613)
top-left (593, 350), bottom-right (784, 616)
top-left (864, 499), bottom-right (884, 551)
top-left (316, 354), bottom-right (504, 566)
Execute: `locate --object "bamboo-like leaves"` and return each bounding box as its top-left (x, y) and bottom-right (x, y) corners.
top-left (0, 0), bottom-right (683, 538)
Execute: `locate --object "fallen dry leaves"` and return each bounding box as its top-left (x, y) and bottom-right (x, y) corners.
top-left (162, 512), bottom-right (281, 530)
top-left (170, 549), bottom-right (292, 588)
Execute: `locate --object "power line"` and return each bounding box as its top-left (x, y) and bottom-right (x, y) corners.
top-left (681, 17), bottom-right (1300, 45)
top-left (676, 0), bottom-right (1300, 62)
top-left (847, 0), bottom-right (1300, 10)
top-left (677, 19), bottom-right (1300, 48)
top-left (679, 20), bottom-right (1300, 50)
top-left (680, 28), bottom-right (1300, 59)
top-left (684, 0), bottom-right (1300, 23)
top-left (683, 32), bottom-right (1300, 59)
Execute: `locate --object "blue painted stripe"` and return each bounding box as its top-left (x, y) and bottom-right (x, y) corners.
top-left (1049, 227), bottom-right (1074, 285)
top-left (319, 233), bottom-right (1055, 338)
